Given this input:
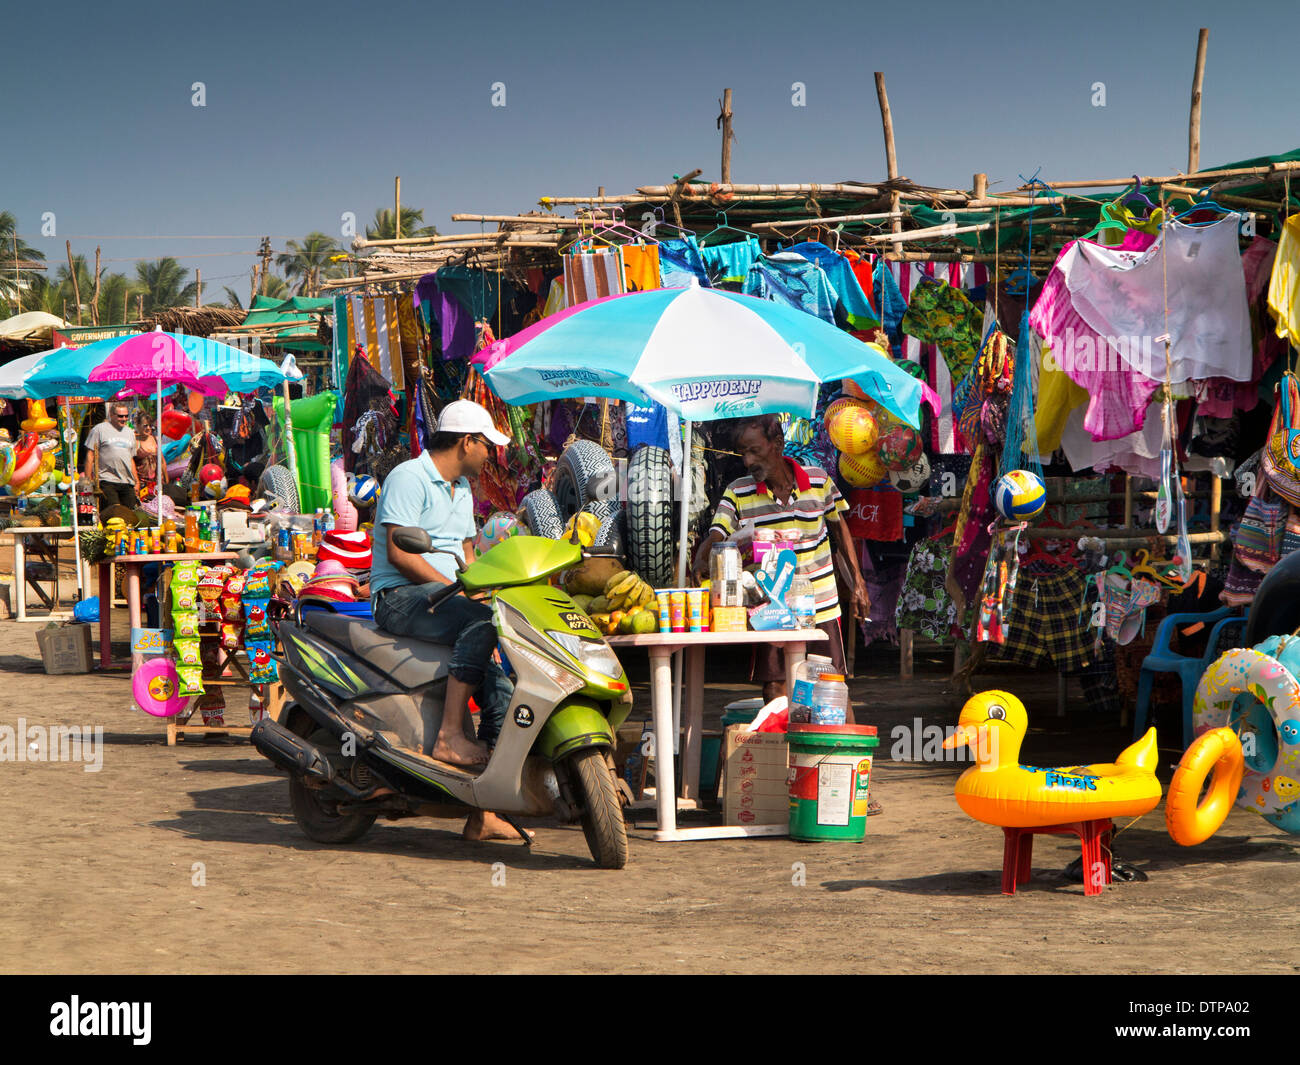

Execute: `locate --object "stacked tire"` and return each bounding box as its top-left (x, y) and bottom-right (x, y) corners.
top-left (625, 446), bottom-right (674, 589)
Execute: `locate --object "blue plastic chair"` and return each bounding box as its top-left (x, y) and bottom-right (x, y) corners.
top-left (1132, 605), bottom-right (1246, 750)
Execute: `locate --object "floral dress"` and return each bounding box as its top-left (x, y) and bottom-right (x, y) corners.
top-left (895, 537), bottom-right (962, 644)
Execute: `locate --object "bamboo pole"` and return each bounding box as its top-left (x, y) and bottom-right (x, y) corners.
top-left (66, 241), bottom-right (83, 325)
top-left (196, 268), bottom-right (202, 308)
top-left (1189, 28), bottom-right (1209, 174)
top-left (719, 88), bottom-right (734, 183)
top-left (11, 232), bottom-right (19, 315)
top-left (973, 173), bottom-right (988, 200)
top-left (634, 181), bottom-right (882, 197)
top-left (874, 72), bottom-right (904, 255)
top-left (1019, 161), bottom-right (1300, 192)
top-left (752, 211), bottom-right (902, 231)
top-left (395, 176), bottom-right (401, 240)
top-left (92, 247), bottom-right (101, 326)
top-left (1209, 476), bottom-right (1223, 560)
top-left (448, 214), bottom-right (605, 226)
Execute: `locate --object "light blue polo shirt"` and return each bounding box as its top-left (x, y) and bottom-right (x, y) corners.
top-left (369, 452), bottom-right (476, 595)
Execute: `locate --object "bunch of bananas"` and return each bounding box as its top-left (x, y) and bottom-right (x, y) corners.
top-left (583, 569), bottom-right (659, 635)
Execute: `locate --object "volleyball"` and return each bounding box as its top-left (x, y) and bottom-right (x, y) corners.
top-left (888, 453), bottom-right (931, 495)
top-left (348, 475), bottom-right (380, 508)
top-left (994, 469), bottom-right (1046, 520)
top-left (878, 423), bottom-right (923, 471)
top-left (839, 450), bottom-right (887, 488)
top-left (825, 397), bottom-right (879, 456)
top-left (475, 511), bottom-right (520, 554)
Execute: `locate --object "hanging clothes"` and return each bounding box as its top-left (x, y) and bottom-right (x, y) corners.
top-left (901, 278), bottom-right (983, 387)
top-left (699, 237), bottom-right (762, 286)
top-left (542, 276), bottom-right (566, 317)
top-left (341, 350), bottom-right (399, 477)
top-left (783, 241), bottom-right (877, 329)
top-left (620, 244), bottom-right (661, 292)
top-left (564, 247), bottom-right (624, 304)
top-left (895, 537), bottom-right (964, 645)
top-left (658, 236), bottom-right (712, 289)
top-left (1268, 214), bottom-right (1300, 351)
top-left (741, 252), bottom-right (840, 324)
top-left (339, 294), bottom-right (406, 389)
top-left (1062, 217), bottom-right (1252, 386)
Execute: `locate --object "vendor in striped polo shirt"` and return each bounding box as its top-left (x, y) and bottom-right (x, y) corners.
top-left (693, 414), bottom-right (871, 707)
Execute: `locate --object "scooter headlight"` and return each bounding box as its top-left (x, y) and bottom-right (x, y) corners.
top-left (546, 630), bottom-right (623, 680)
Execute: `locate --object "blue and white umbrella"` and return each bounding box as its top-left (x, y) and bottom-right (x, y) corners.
top-left (478, 285), bottom-right (923, 428)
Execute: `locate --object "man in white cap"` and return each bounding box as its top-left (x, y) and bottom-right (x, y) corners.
top-left (370, 399), bottom-right (522, 841)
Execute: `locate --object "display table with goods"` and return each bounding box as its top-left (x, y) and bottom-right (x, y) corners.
top-left (606, 628), bottom-right (826, 842)
top-left (8, 525), bottom-right (91, 621)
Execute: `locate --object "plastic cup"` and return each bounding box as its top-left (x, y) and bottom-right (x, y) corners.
top-left (686, 588), bottom-right (704, 632)
top-left (669, 589), bottom-right (686, 633)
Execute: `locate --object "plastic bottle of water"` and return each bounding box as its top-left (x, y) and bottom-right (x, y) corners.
top-left (810, 673), bottom-right (850, 726)
top-left (789, 654), bottom-right (834, 724)
top-left (322, 509), bottom-right (336, 534)
top-left (785, 574), bottom-right (815, 628)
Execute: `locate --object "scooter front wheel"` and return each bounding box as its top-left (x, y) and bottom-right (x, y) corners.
top-left (288, 730), bottom-right (378, 844)
top-left (564, 748), bottom-right (628, 869)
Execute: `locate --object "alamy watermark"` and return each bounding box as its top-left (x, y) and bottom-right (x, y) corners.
top-left (1042, 330), bottom-right (1159, 378)
top-left (889, 717), bottom-right (1000, 766)
top-left (0, 718), bottom-right (103, 772)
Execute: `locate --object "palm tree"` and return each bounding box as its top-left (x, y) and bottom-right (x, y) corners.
top-left (54, 254), bottom-right (96, 322)
top-left (0, 211), bottom-right (47, 313)
top-left (276, 233), bottom-right (344, 297)
top-left (223, 271), bottom-right (290, 310)
top-left (365, 207), bottom-right (438, 241)
top-left (22, 276), bottom-right (67, 317)
top-left (96, 272), bottom-right (137, 324)
top-left (135, 258), bottom-right (197, 313)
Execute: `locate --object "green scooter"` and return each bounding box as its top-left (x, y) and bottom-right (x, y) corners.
top-left (252, 530), bottom-right (633, 868)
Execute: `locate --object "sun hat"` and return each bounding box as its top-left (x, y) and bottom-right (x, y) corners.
top-left (297, 572), bottom-right (363, 602)
top-left (317, 530), bottom-right (371, 570)
top-left (437, 399), bottom-right (510, 445)
top-left (313, 558), bottom-right (347, 578)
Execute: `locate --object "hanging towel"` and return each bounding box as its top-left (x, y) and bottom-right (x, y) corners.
top-left (564, 248), bottom-right (624, 305)
top-left (741, 252), bottom-right (840, 324)
top-left (784, 241), bottom-right (877, 329)
top-left (343, 295), bottom-right (405, 390)
top-left (699, 237), bottom-right (761, 286)
top-left (620, 245), bottom-right (661, 292)
top-left (1268, 214), bottom-right (1300, 351)
top-left (658, 237), bottom-right (712, 289)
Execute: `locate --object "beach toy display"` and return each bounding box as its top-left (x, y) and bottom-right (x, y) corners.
top-left (132, 659), bottom-right (186, 718)
top-left (838, 450), bottom-right (887, 489)
top-left (993, 469), bottom-right (1046, 520)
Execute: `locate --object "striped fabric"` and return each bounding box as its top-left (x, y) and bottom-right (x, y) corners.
top-left (708, 458), bottom-right (849, 623)
top-left (339, 295), bottom-right (406, 390)
top-left (882, 259), bottom-right (988, 455)
top-left (563, 248), bottom-right (625, 305)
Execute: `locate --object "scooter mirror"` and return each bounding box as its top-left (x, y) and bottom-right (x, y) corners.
top-left (392, 526), bottom-right (433, 555)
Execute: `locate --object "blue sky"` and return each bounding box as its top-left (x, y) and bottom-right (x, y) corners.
top-left (4, 0), bottom-right (1297, 306)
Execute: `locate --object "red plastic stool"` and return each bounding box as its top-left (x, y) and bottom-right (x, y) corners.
top-left (1001, 819), bottom-right (1114, 896)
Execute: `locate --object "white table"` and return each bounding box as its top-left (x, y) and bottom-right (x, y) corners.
top-left (9, 526), bottom-right (90, 621)
top-left (606, 629), bottom-right (826, 842)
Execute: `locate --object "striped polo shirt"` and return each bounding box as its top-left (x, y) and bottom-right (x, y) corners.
top-left (709, 459), bottom-right (848, 623)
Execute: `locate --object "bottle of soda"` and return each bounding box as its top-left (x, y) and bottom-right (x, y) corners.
top-left (312, 508), bottom-right (324, 549)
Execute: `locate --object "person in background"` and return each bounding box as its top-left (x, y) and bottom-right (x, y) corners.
top-left (84, 402), bottom-right (140, 512)
top-left (133, 412), bottom-right (166, 501)
top-left (693, 413), bottom-right (870, 709)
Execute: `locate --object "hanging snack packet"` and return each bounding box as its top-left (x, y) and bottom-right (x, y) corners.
top-left (172, 560), bottom-right (203, 586)
top-left (221, 621), bottom-right (243, 650)
top-left (200, 634), bottom-right (222, 670)
top-left (173, 612), bottom-right (200, 639)
top-left (244, 568), bottom-right (274, 598)
top-left (177, 666), bottom-right (205, 697)
top-left (172, 585), bottom-right (198, 612)
top-left (247, 641), bottom-right (277, 683)
top-left (174, 638), bottom-right (202, 667)
top-left (243, 599), bottom-right (272, 639)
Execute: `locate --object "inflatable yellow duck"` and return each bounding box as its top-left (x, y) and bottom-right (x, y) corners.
top-left (942, 691), bottom-right (1162, 828)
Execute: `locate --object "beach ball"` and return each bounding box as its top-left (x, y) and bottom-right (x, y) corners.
top-left (825, 398), bottom-right (879, 456)
top-left (888, 453), bottom-right (931, 495)
top-left (878, 423), bottom-right (923, 471)
top-left (204, 476), bottom-right (228, 500)
top-left (475, 511), bottom-right (520, 554)
top-left (200, 462), bottom-right (224, 486)
top-left (839, 450), bottom-right (887, 489)
top-left (349, 474), bottom-right (380, 508)
top-left (994, 469), bottom-right (1046, 520)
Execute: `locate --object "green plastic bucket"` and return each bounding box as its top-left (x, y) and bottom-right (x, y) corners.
top-left (787, 723), bottom-right (879, 842)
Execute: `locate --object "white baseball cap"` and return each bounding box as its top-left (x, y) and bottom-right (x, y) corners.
top-left (437, 399), bottom-right (511, 445)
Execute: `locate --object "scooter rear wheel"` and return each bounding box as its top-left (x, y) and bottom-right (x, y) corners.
top-left (288, 729), bottom-right (378, 844)
top-left (566, 748), bottom-right (628, 869)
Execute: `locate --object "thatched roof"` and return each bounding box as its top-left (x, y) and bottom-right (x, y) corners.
top-left (140, 305), bottom-right (244, 337)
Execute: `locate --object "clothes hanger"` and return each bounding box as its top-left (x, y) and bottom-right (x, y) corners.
top-left (1120, 175), bottom-right (1158, 218)
top-left (1080, 201), bottom-right (1128, 242)
top-left (1171, 189), bottom-right (1235, 226)
top-left (698, 211), bottom-right (757, 247)
top-left (639, 207), bottom-right (694, 240)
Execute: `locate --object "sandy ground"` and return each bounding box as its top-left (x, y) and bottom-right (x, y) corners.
top-left (0, 610), bottom-right (1297, 976)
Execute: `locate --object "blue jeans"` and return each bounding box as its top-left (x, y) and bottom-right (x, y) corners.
top-left (373, 583), bottom-right (512, 746)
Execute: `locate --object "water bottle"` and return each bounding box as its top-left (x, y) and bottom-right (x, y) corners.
top-left (789, 654), bottom-right (834, 724)
top-left (312, 508), bottom-right (324, 549)
top-left (810, 673), bottom-right (850, 726)
top-left (785, 574), bottom-right (815, 629)
top-left (322, 509), bottom-right (335, 534)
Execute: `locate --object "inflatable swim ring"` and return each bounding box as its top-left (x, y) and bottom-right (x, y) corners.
top-left (1194, 647), bottom-right (1300, 833)
top-left (1166, 727), bottom-right (1246, 846)
top-left (0, 441), bottom-right (14, 486)
top-left (20, 399), bottom-right (56, 433)
top-left (943, 691), bottom-right (1163, 827)
top-left (331, 459), bottom-right (358, 533)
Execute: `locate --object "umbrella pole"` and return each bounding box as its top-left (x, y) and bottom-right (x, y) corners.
top-left (670, 418), bottom-right (693, 765)
top-left (156, 379), bottom-right (163, 533)
top-left (66, 399), bottom-right (84, 600)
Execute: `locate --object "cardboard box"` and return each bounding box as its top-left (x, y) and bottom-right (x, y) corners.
top-left (36, 623), bottom-right (94, 675)
top-left (721, 726), bottom-right (790, 827)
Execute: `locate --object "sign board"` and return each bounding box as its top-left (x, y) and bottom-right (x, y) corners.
top-left (51, 325), bottom-right (137, 348)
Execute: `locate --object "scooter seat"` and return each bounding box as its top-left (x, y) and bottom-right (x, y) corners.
top-left (300, 610), bottom-right (453, 689)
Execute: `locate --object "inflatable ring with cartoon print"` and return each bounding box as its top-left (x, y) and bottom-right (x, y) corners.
top-left (1193, 647), bottom-right (1300, 833)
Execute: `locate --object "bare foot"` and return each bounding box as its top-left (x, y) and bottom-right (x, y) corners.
top-left (463, 810), bottom-right (535, 842)
top-left (429, 735), bottom-right (489, 768)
